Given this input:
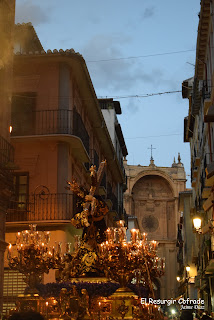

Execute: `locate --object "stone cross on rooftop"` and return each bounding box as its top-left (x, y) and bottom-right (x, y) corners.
top-left (148, 144), bottom-right (156, 161)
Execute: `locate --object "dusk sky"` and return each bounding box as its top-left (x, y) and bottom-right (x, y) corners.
top-left (15, 0), bottom-right (201, 187)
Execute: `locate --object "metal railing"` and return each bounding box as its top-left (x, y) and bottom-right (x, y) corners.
top-left (84, 149), bottom-right (100, 171)
top-left (11, 109), bottom-right (90, 154)
top-left (0, 135), bottom-right (14, 166)
top-left (6, 193), bottom-right (75, 222)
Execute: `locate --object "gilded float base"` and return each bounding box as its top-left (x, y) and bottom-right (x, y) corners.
top-left (95, 287), bottom-right (138, 320)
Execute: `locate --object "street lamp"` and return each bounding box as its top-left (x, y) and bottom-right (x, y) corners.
top-left (171, 308), bottom-right (176, 319)
top-left (186, 265), bottom-right (190, 273)
top-left (193, 217), bottom-right (202, 233)
top-left (176, 276), bottom-right (181, 282)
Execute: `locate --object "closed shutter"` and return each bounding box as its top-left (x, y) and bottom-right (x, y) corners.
top-left (3, 269), bottom-right (26, 316)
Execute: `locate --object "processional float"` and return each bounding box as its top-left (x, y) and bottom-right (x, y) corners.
top-left (7, 161), bottom-right (165, 320)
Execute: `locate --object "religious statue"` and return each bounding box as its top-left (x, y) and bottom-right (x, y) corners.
top-left (63, 161), bottom-right (109, 278)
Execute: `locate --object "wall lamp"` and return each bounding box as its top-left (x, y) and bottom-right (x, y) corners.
top-left (193, 217), bottom-right (202, 233)
top-left (186, 265), bottom-right (190, 273)
top-left (193, 217), bottom-right (214, 234)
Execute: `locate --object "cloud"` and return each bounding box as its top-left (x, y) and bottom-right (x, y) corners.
top-left (82, 34), bottom-right (164, 95)
top-left (142, 6), bottom-right (155, 19)
top-left (15, 1), bottom-right (49, 26)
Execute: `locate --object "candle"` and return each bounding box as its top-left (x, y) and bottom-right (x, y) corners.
top-left (16, 232), bottom-right (21, 244)
top-left (57, 242), bottom-right (62, 254)
top-left (46, 301), bottom-right (49, 319)
top-left (122, 242), bottom-right (127, 254)
top-left (25, 230), bottom-right (29, 242)
top-left (115, 229), bottom-right (120, 243)
top-left (66, 242), bottom-right (71, 253)
top-left (155, 257), bottom-right (158, 268)
top-left (161, 258), bottom-right (165, 271)
top-left (116, 220), bottom-right (125, 227)
top-left (122, 227), bottom-right (127, 242)
top-left (44, 231), bottom-right (50, 244)
top-left (8, 243), bottom-right (12, 259)
top-left (130, 229), bottom-right (137, 243)
top-left (142, 232), bottom-right (147, 241)
top-left (98, 301), bottom-right (101, 320)
top-left (118, 228), bottom-right (125, 242)
top-left (41, 242), bottom-right (45, 254)
top-left (105, 228), bottom-right (111, 241)
top-left (152, 240), bottom-right (157, 250)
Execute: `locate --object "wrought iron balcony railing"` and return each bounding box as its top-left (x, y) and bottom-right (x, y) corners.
top-left (0, 135), bottom-right (14, 167)
top-left (6, 193), bottom-right (75, 223)
top-left (11, 109), bottom-right (90, 154)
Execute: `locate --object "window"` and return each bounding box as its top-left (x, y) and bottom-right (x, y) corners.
top-left (11, 172), bottom-right (29, 210)
top-left (73, 107), bottom-right (90, 154)
top-left (11, 93), bottom-right (36, 136)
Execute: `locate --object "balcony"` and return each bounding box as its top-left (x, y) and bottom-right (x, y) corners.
top-left (11, 109), bottom-right (90, 161)
top-left (84, 149), bottom-right (100, 172)
top-left (0, 135), bottom-right (14, 167)
top-left (6, 193), bottom-right (75, 224)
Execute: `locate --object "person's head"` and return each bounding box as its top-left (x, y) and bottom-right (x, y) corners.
top-left (9, 311), bottom-right (44, 320)
top-left (201, 314), bottom-right (211, 320)
top-left (180, 310), bottom-right (193, 320)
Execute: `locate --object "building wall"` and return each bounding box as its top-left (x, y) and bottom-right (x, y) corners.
top-left (101, 109), bottom-right (116, 148)
top-left (3, 46), bottom-right (127, 314)
top-left (124, 158), bottom-right (186, 299)
top-left (182, 0), bottom-right (214, 314)
top-left (0, 0), bottom-right (15, 312)
top-left (177, 192), bottom-right (198, 300)
top-left (13, 61), bottom-right (60, 110)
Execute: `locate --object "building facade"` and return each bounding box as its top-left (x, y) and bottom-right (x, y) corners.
top-left (124, 156), bottom-right (186, 299)
top-left (177, 191), bottom-right (199, 301)
top-left (182, 0), bottom-right (214, 314)
top-left (3, 23), bottom-right (127, 314)
top-left (98, 98), bottom-right (128, 219)
top-left (0, 0), bottom-right (15, 312)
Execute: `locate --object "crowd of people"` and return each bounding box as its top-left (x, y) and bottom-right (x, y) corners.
top-left (162, 309), bottom-right (213, 320)
top-left (179, 310), bottom-right (213, 320)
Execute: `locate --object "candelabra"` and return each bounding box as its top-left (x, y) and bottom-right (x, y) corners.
top-left (7, 224), bottom-right (72, 293)
top-left (98, 221), bottom-right (165, 296)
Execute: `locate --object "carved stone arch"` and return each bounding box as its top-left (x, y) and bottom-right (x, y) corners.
top-left (131, 170), bottom-right (176, 198)
top-left (130, 172), bottom-right (177, 239)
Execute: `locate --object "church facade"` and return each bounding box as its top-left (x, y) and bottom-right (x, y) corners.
top-left (124, 156), bottom-right (186, 299)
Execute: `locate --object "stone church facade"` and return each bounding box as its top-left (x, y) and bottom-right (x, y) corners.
top-left (124, 156), bottom-right (186, 299)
